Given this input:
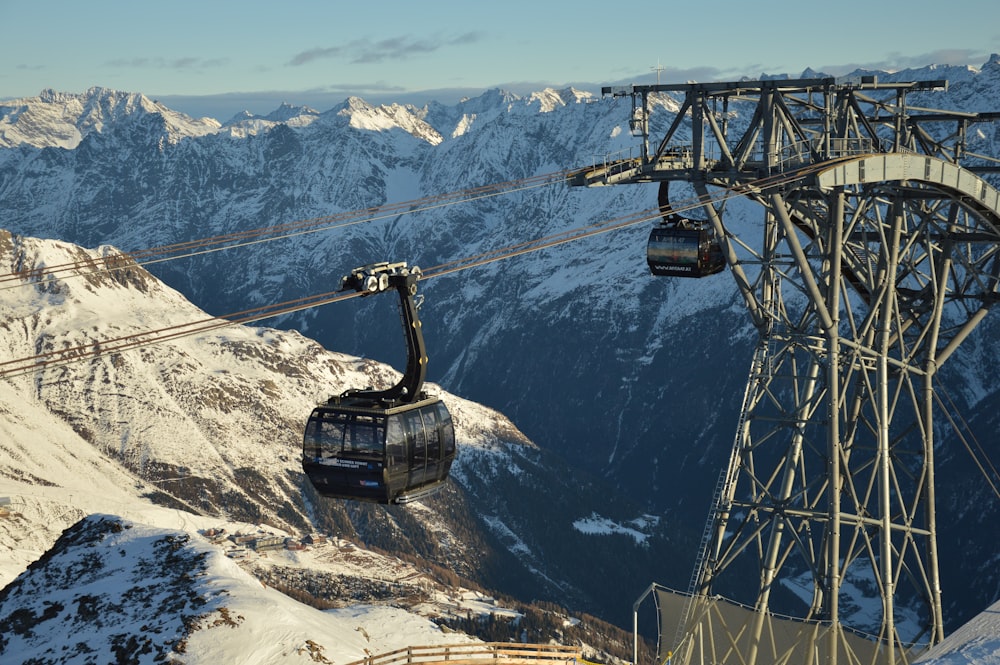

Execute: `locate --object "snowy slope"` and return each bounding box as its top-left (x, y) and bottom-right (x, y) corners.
top-left (0, 228), bottom-right (541, 584)
top-left (0, 229), bottom-right (655, 662)
top-left (0, 514), bottom-right (481, 664)
top-left (916, 597), bottom-right (1000, 665)
top-left (0, 230), bottom-right (520, 635)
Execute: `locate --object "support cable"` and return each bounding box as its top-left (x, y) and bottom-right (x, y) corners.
top-left (0, 157), bottom-right (882, 380)
top-left (0, 156), bottom-right (842, 293)
top-left (933, 385), bottom-right (1000, 500)
top-left (0, 171), bottom-right (570, 291)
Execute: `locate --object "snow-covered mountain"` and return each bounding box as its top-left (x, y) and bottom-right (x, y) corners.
top-left (0, 514), bottom-right (484, 663)
top-left (0, 230), bottom-right (665, 661)
top-left (2, 55), bottom-right (1000, 653)
top-left (0, 87), bottom-right (221, 149)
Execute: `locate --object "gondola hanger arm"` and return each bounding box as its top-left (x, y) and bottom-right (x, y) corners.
top-left (337, 262), bottom-right (428, 405)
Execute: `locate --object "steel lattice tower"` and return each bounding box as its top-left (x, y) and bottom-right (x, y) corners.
top-left (570, 78), bottom-right (1000, 665)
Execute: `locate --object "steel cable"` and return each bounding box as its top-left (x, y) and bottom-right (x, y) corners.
top-left (0, 158), bottom-right (860, 379)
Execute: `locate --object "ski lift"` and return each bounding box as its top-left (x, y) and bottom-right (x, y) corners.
top-left (302, 262), bottom-right (456, 504)
top-left (646, 182), bottom-right (725, 278)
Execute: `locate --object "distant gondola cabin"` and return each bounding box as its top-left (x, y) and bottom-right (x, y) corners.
top-left (647, 223), bottom-right (726, 278)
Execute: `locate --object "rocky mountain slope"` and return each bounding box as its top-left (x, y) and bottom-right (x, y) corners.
top-left (2, 509), bottom-right (611, 664)
top-left (0, 230), bottom-right (680, 657)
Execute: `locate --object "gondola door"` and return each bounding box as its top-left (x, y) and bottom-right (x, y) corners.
top-left (421, 406), bottom-right (442, 485)
top-left (384, 416), bottom-right (408, 498)
top-left (436, 402), bottom-right (456, 478)
top-left (404, 409), bottom-right (429, 489)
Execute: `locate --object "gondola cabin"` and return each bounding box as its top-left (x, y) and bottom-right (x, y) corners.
top-left (647, 223), bottom-right (726, 278)
top-left (301, 262), bottom-right (456, 504)
top-left (303, 395), bottom-right (456, 504)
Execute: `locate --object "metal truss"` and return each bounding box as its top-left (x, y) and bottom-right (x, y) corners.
top-left (570, 78), bottom-right (1000, 665)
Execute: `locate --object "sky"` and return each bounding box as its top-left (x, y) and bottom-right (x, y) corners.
top-left (2, 0), bottom-right (1000, 120)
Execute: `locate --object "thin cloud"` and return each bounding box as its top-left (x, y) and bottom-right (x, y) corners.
top-left (808, 50), bottom-right (994, 77)
top-left (288, 47), bottom-right (346, 67)
top-left (890, 48), bottom-right (992, 69)
top-left (353, 36), bottom-right (440, 64)
top-left (289, 32), bottom-right (484, 67)
top-left (604, 64), bottom-right (751, 86)
top-left (317, 81), bottom-right (407, 94)
top-left (106, 56), bottom-right (229, 71)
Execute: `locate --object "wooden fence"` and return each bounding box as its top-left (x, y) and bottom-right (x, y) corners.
top-left (346, 643), bottom-right (582, 665)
